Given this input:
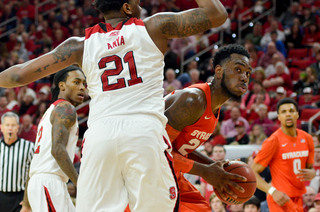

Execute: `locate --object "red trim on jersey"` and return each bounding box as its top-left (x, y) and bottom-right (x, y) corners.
top-left (123, 18), bottom-right (144, 26)
top-left (44, 186), bottom-right (56, 212)
top-left (164, 151), bottom-right (180, 212)
top-left (85, 18), bottom-right (144, 40)
top-left (163, 135), bottom-right (172, 151)
top-left (52, 99), bottom-right (65, 106)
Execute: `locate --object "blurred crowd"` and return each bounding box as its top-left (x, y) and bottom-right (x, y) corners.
top-left (2, 0), bottom-right (320, 211)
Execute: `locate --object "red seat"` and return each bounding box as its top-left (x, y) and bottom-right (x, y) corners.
top-left (289, 59), bottom-right (312, 70)
top-left (300, 109), bottom-right (320, 120)
top-left (287, 48), bottom-right (310, 60)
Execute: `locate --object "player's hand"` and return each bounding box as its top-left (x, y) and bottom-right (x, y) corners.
top-left (202, 161), bottom-right (246, 200)
top-left (297, 169), bottom-right (316, 181)
top-left (272, 190), bottom-right (290, 206)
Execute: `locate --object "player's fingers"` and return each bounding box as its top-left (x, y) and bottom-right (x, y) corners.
top-left (227, 172), bottom-right (247, 181)
top-left (229, 181), bottom-right (245, 193)
top-left (222, 185), bottom-right (238, 199)
top-left (215, 189), bottom-right (227, 200)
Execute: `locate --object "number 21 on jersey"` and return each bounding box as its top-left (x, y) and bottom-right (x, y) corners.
top-left (99, 51), bottom-right (143, 91)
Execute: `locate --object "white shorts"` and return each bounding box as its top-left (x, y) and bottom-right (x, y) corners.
top-left (77, 115), bottom-right (179, 212)
top-left (28, 173), bottom-right (75, 212)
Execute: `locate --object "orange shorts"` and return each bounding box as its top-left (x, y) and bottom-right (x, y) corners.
top-left (267, 194), bottom-right (303, 212)
top-left (176, 171), bottom-right (211, 212)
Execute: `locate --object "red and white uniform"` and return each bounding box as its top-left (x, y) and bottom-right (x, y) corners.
top-left (254, 128), bottom-right (314, 212)
top-left (171, 83), bottom-right (220, 212)
top-left (78, 18), bottom-right (178, 212)
top-left (28, 99), bottom-right (78, 212)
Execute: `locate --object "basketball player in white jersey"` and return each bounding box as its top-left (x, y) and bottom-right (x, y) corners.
top-left (20, 66), bottom-right (86, 212)
top-left (0, 0), bottom-right (228, 211)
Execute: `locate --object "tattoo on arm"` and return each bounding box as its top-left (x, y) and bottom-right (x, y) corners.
top-left (33, 38), bottom-right (82, 74)
top-left (156, 10), bottom-right (212, 38)
top-left (51, 103), bottom-right (78, 184)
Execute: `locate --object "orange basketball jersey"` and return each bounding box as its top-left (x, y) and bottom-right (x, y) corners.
top-left (172, 83), bottom-right (220, 156)
top-left (254, 128), bottom-right (314, 197)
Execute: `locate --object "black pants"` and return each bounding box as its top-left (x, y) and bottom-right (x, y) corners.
top-left (0, 191), bottom-right (24, 212)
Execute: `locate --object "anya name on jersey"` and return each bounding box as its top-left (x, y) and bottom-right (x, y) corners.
top-left (282, 150), bottom-right (309, 160)
top-left (107, 36), bottom-right (125, 49)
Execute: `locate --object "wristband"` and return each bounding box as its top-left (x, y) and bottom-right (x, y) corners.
top-left (268, 186), bottom-right (276, 195)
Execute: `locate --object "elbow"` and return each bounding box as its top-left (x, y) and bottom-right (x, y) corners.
top-left (51, 147), bottom-right (59, 159)
top-left (212, 11), bottom-right (228, 28)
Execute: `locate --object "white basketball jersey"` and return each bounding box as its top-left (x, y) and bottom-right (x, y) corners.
top-left (29, 99), bottom-right (78, 182)
top-left (82, 18), bottom-right (167, 126)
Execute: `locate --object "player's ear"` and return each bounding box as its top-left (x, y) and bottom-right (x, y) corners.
top-left (214, 65), bottom-right (223, 80)
top-left (122, 2), bottom-right (133, 16)
top-left (58, 81), bottom-right (66, 91)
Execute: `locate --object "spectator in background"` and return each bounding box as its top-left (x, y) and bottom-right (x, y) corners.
top-left (298, 87), bottom-right (317, 109)
top-left (221, 106), bottom-right (249, 139)
top-left (244, 22), bottom-right (263, 47)
top-left (19, 114), bottom-right (37, 143)
top-left (163, 68), bottom-right (182, 95)
top-left (311, 193), bottom-right (320, 212)
top-left (310, 50), bottom-right (320, 80)
top-left (270, 31), bottom-right (287, 58)
top-left (303, 186), bottom-right (316, 212)
top-left (17, 87), bottom-right (37, 116)
top-left (248, 124), bottom-right (267, 145)
top-left (0, 96), bottom-right (10, 122)
top-left (285, 23), bottom-right (304, 49)
top-left (258, 42), bottom-right (286, 69)
top-left (260, 20), bottom-right (286, 48)
top-left (245, 92), bottom-right (268, 123)
top-left (4, 88), bottom-right (19, 113)
top-left (0, 112), bottom-right (34, 212)
top-left (32, 101), bottom-right (48, 126)
top-left (212, 144), bottom-right (226, 161)
top-left (268, 86), bottom-right (287, 120)
top-left (280, 2), bottom-right (300, 29)
top-left (37, 86), bottom-right (51, 104)
top-left (249, 104), bottom-right (276, 137)
top-left (302, 22), bottom-right (320, 47)
top-left (177, 60), bottom-right (198, 87)
top-left (227, 120), bottom-right (250, 145)
top-left (264, 53), bottom-right (290, 78)
top-left (241, 81), bottom-right (270, 112)
top-left (229, 203), bottom-right (244, 212)
top-left (243, 196), bottom-right (261, 212)
top-left (209, 192), bottom-right (227, 212)
top-left (209, 122), bottom-right (227, 146)
top-left (263, 61), bottom-right (293, 93)
top-left (183, 68), bottom-right (203, 88)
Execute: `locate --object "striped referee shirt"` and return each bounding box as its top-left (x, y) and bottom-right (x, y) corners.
top-left (0, 138), bottom-right (34, 192)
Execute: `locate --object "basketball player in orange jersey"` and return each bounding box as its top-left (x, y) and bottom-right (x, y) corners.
top-left (251, 98), bottom-right (316, 212)
top-left (0, 0), bottom-right (228, 211)
top-left (124, 44), bottom-right (252, 212)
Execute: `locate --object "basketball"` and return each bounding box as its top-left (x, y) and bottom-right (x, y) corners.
top-left (214, 161), bottom-right (257, 205)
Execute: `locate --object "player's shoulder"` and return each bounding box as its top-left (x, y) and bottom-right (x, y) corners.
top-left (51, 100), bottom-right (77, 120)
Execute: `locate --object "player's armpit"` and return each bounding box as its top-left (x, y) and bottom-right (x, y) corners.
top-left (166, 124), bottom-right (181, 142)
top-left (172, 151), bottom-right (194, 173)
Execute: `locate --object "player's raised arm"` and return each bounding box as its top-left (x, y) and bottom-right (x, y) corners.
top-left (0, 37), bottom-right (84, 88)
top-left (144, 0), bottom-right (228, 53)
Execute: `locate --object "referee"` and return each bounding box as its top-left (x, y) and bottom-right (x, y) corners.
top-left (0, 112), bottom-right (34, 212)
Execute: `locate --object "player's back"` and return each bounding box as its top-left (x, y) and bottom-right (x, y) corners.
top-left (29, 99), bottom-right (78, 182)
top-left (82, 18), bottom-right (166, 126)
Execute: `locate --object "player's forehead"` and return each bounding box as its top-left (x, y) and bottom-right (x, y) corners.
top-left (279, 103), bottom-right (297, 112)
top-left (66, 70), bottom-right (85, 81)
